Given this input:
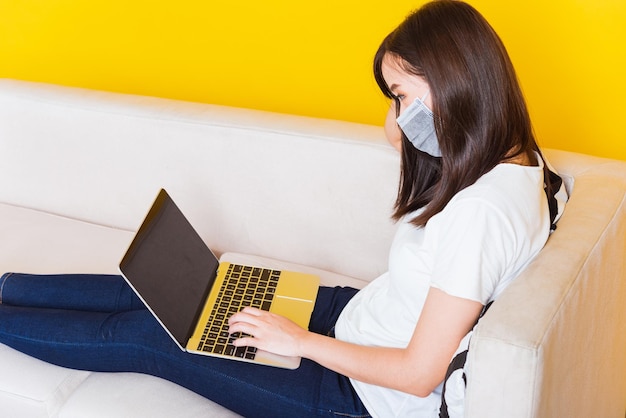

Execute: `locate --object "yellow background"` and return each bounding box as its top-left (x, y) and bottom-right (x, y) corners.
top-left (1, 0), bottom-right (624, 160)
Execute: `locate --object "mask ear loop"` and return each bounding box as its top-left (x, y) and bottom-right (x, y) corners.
top-left (420, 91), bottom-right (432, 112)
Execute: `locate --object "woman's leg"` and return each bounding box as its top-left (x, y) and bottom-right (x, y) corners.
top-left (309, 286), bottom-right (359, 336)
top-left (0, 273), bottom-right (144, 312)
top-left (0, 284), bottom-right (368, 417)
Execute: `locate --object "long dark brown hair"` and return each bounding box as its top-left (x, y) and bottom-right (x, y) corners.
top-left (374, 0), bottom-right (551, 226)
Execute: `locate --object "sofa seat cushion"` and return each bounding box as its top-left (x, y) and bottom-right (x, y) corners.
top-left (0, 203), bottom-right (133, 275)
top-left (58, 372), bottom-right (241, 418)
top-left (0, 343), bottom-right (240, 418)
top-left (0, 344), bottom-right (91, 417)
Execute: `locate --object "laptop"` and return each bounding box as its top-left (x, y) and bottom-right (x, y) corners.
top-left (119, 189), bottom-right (320, 369)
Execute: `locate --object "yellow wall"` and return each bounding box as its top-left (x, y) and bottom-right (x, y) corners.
top-left (1, 0), bottom-right (624, 160)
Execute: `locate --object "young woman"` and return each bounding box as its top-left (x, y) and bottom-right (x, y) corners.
top-left (0, 1), bottom-right (563, 417)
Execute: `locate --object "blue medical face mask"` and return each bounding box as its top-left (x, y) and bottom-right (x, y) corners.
top-left (396, 91), bottom-right (442, 157)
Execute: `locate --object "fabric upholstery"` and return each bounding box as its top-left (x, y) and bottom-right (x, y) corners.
top-left (0, 79), bottom-right (624, 417)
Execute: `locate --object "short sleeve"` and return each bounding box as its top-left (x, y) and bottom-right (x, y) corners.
top-left (425, 198), bottom-right (516, 304)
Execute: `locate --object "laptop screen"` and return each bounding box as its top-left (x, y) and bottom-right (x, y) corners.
top-left (120, 189), bottom-right (219, 346)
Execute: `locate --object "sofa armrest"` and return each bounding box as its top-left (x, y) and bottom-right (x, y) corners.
top-left (466, 150), bottom-right (626, 417)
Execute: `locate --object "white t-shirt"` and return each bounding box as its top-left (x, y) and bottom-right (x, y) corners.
top-left (334, 160), bottom-right (551, 417)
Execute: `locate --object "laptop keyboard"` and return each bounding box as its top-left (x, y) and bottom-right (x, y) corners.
top-left (197, 264), bottom-right (279, 359)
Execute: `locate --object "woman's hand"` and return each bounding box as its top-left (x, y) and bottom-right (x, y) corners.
top-left (227, 307), bottom-right (309, 358)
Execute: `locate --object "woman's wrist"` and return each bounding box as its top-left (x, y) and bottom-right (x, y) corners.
top-left (297, 329), bottom-right (325, 359)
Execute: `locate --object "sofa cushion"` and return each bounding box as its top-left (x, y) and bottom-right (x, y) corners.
top-left (0, 344), bottom-right (91, 417)
top-left (0, 342), bottom-right (240, 418)
top-left (58, 373), bottom-right (240, 418)
top-left (0, 203), bottom-right (132, 275)
top-left (0, 79), bottom-right (399, 282)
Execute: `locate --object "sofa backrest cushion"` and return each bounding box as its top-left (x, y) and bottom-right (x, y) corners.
top-left (0, 79), bottom-right (399, 280)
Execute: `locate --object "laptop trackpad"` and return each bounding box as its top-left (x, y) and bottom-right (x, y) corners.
top-left (270, 296), bottom-right (315, 329)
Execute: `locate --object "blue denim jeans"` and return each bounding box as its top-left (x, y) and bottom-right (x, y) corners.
top-left (0, 273), bottom-right (369, 417)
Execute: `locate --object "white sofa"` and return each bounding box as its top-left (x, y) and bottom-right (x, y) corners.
top-left (0, 78), bottom-right (624, 417)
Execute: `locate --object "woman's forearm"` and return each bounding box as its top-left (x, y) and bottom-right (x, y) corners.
top-left (298, 331), bottom-right (438, 398)
top-left (228, 288), bottom-right (481, 397)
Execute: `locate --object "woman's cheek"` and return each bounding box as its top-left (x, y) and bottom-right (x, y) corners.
top-left (384, 105), bottom-right (403, 152)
